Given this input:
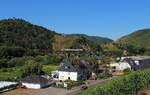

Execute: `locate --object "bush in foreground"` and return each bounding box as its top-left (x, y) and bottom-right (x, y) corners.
top-left (77, 69), bottom-right (150, 95)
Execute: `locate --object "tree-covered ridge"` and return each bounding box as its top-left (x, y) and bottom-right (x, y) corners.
top-left (0, 18), bottom-right (57, 57)
top-left (0, 18), bottom-right (56, 50)
top-left (68, 34), bottom-right (113, 44)
top-left (116, 29), bottom-right (150, 48)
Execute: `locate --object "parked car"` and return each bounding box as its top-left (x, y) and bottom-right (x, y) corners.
top-left (80, 86), bottom-right (88, 90)
top-left (17, 85), bottom-right (26, 88)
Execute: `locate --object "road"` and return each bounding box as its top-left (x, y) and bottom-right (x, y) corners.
top-left (34, 76), bottom-right (118, 95)
top-left (67, 76), bottom-right (118, 95)
top-left (35, 87), bottom-right (68, 95)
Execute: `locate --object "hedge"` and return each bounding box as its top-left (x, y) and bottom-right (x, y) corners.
top-left (67, 80), bottom-right (85, 89)
top-left (77, 69), bottom-right (150, 95)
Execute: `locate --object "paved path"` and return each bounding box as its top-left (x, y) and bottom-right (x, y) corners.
top-left (35, 87), bottom-right (68, 95)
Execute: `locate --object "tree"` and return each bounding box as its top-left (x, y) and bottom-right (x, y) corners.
top-left (88, 57), bottom-right (99, 74)
top-left (0, 46), bottom-right (26, 57)
top-left (20, 60), bottom-right (44, 78)
top-left (100, 56), bottom-right (112, 73)
top-left (45, 54), bottom-right (64, 65)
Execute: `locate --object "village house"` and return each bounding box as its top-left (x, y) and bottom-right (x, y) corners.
top-left (51, 60), bottom-right (91, 81)
top-left (110, 56), bottom-right (150, 72)
top-left (109, 62), bottom-right (131, 72)
top-left (21, 75), bottom-right (52, 89)
top-left (122, 56), bottom-right (150, 70)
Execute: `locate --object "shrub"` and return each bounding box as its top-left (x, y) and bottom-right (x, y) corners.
top-left (7, 57), bottom-right (26, 67)
top-left (64, 79), bottom-right (73, 83)
top-left (0, 58), bottom-right (9, 68)
top-left (54, 84), bottom-right (64, 88)
top-left (123, 68), bottom-right (131, 73)
top-left (20, 61), bottom-right (44, 78)
top-left (67, 80), bottom-right (85, 89)
top-left (97, 73), bottom-right (109, 79)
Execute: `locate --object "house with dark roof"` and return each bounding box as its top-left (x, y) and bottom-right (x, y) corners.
top-left (52, 60), bottom-right (91, 81)
top-left (122, 56), bottom-right (150, 70)
top-left (109, 56), bottom-right (150, 72)
top-left (21, 75), bottom-right (52, 89)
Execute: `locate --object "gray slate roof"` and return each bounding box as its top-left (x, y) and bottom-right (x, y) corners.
top-left (22, 75), bottom-right (50, 84)
top-left (59, 60), bottom-right (91, 72)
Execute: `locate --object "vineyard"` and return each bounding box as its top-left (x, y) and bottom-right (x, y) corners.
top-left (77, 69), bottom-right (150, 95)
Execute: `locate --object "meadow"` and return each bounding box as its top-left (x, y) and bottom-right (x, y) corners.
top-left (0, 65), bottom-right (58, 81)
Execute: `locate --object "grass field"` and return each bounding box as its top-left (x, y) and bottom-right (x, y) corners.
top-left (0, 67), bottom-right (20, 81)
top-left (42, 65), bottom-right (59, 75)
top-left (0, 65), bottom-right (59, 80)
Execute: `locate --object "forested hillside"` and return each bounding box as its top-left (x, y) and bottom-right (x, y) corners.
top-left (0, 18), bottom-right (108, 57)
top-left (0, 18), bottom-right (56, 57)
top-left (116, 29), bottom-right (150, 48)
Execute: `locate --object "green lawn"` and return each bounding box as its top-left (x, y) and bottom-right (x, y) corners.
top-left (42, 65), bottom-right (59, 74)
top-left (0, 67), bottom-right (20, 81)
top-left (0, 65), bottom-right (59, 80)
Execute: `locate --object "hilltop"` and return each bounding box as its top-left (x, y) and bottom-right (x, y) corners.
top-left (116, 29), bottom-right (150, 48)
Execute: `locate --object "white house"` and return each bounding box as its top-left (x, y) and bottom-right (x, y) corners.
top-left (122, 56), bottom-right (150, 70)
top-left (51, 70), bottom-right (78, 81)
top-left (110, 56), bottom-right (150, 72)
top-left (51, 70), bottom-right (59, 80)
top-left (109, 62), bottom-right (131, 71)
top-left (58, 71), bottom-right (78, 81)
top-left (116, 62), bottom-right (131, 71)
top-left (52, 60), bottom-right (91, 81)
top-left (22, 75), bottom-right (52, 89)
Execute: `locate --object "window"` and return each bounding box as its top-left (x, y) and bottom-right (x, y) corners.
top-left (113, 67), bottom-right (116, 69)
top-left (68, 72), bottom-right (70, 75)
top-left (65, 66), bottom-right (68, 69)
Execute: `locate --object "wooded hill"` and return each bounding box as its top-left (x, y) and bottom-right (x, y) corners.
top-left (0, 18), bottom-right (112, 57)
top-left (116, 29), bottom-right (150, 48)
top-left (0, 18), bottom-right (56, 57)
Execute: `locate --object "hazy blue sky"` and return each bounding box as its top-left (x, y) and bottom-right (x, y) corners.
top-left (0, 0), bottom-right (150, 40)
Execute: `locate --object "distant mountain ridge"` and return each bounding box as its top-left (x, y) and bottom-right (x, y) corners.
top-left (67, 34), bottom-right (113, 44)
top-left (116, 29), bottom-right (150, 48)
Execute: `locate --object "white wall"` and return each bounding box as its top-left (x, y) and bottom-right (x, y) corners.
top-left (116, 62), bottom-right (131, 71)
top-left (0, 81), bottom-right (17, 88)
top-left (58, 71), bottom-right (77, 81)
top-left (22, 83), bottom-right (41, 89)
top-left (51, 70), bottom-right (59, 80)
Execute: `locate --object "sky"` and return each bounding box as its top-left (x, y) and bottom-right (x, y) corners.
top-left (0, 0), bottom-right (150, 40)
